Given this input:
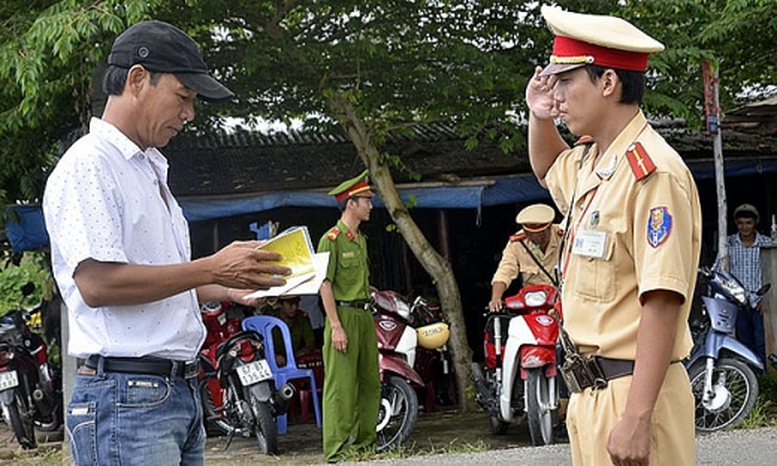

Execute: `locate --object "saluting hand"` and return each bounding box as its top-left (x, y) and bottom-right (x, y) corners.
top-left (209, 240), bottom-right (291, 290)
top-left (525, 66), bottom-right (560, 121)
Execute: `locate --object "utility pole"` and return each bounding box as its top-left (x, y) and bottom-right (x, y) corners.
top-left (704, 61), bottom-right (728, 271)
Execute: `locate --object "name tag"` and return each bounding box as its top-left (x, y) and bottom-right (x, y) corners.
top-left (572, 229), bottom-right (608, 259)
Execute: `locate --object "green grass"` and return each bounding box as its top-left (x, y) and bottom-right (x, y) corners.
top-left (336, 439), bottom-right (489, 462)
top-left (6, 444), bottom-right (63, 466)
top-left (738, 371), bottom-right (777, 429)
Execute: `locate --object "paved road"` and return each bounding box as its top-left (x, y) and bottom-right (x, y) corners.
top-left (356, 427), bottom-right (777, 466)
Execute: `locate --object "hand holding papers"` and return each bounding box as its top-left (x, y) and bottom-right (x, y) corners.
top-left (244, 226), bottom-right (329, 299)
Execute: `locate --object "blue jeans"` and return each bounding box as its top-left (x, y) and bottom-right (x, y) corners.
top-left (735, 308), bottom-right (765, 366)
top-left (66, 359), bottom-right (205, 466)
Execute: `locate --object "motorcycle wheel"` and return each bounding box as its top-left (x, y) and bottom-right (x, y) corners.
top-left (376, 376), bottom-right (418, 451)
top-left (489, 414), bottom-right (509, 435)
top-left (688, 356), bottom-right (759, 433)
top-left (4, 391), bottom-right (37, 449)
top-left (249, 392), bottom-right (278, 455)
top-left (526, 368), bottom-right (554, 446)
top-left (198, 379), bottom-right (238, 436)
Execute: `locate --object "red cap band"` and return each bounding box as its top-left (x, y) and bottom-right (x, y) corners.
top-left (552, 36), bottom-right (650, 72)
top-left (334, 181), bottom-right (371, 202)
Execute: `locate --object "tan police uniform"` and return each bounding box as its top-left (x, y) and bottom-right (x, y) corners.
top-left (538, 6), bottom-right (701, 466)
top-left (549, 114), bottom-right (700, 466)
top-left (491, 224), bottom-right (563, 288)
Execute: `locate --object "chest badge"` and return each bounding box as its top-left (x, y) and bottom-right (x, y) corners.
top-left (590, 211), bottom-right (600, 227)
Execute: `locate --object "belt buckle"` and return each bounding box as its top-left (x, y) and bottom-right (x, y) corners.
top-left (585, 357), bottom-right (608, 390)
top-left (183, 360), bottom-right (199, 379)
top-left (560, 354), bottom-right (586, 393)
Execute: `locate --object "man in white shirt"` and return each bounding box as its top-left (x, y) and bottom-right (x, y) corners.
top-left (43, 20), bottom-right (290, 466)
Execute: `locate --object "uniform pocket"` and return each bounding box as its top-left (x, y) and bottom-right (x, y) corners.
top-left (67, 401), bottom-right (97, 466)
top-left (571, 238), bottom-right (616, 302)
top-left (337, 254), bottom-right (361, 282)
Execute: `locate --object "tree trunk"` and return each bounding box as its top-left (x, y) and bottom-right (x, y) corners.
top-left (329, 95), bottom-right (476, 412)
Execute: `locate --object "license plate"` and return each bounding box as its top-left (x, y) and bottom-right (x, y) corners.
top-left (0, 370), bottom-right (18, 390)
top-left (236, 360), bottom-right (272, 386)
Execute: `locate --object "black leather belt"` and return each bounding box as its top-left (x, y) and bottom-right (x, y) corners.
top-left (336, 300), bottom-right (370, 310)
top-left (85, 355), bottom-right (199, 380)
top-left (595, 356), bottom-right (635, 381)
top-left (561, 356), bottom-right (681, 393)
top-left (560, 356), bottom-right (634, 393)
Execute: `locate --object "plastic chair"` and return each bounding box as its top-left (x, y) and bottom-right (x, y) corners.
top-left (294, 351), bottom-right (324, 423)
top-left (242, 315), bottom-right (322, 434)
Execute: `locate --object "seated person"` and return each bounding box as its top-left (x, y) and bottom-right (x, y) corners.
top-left (268, 295), bottom-right (317, 366)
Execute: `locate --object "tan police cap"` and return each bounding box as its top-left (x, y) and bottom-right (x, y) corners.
top-left (516, 204), bottom-right (555, 232)
top-left (539, 5), bottom-right (664, 77)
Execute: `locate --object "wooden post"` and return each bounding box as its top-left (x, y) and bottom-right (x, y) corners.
top-left (762, 244), bottom-right (777, 373)
top-left (704, 61), bottom-right (729, 271)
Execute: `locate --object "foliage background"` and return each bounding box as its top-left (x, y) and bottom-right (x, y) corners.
top-left (0, 0), bottom-right (775, 214)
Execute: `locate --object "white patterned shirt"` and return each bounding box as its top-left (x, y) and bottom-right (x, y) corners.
top-left (43, 118), bottom-right (205, 360)
top-left (725, 232), bottom-right (772, 293)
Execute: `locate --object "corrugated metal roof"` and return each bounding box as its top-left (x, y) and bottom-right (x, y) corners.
top-left (164, 123), bottom-right (777, 198)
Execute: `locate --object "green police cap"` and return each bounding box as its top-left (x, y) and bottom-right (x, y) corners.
top-left (329, 170), bottom-right (374, 201)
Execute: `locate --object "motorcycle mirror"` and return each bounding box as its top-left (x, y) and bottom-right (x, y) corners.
top-left (757, 283), bottom-right (771, 296)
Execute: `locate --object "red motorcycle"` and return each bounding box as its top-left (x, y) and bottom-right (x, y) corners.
top-left (371, 290), bottom-right (450, 451)
top-left (471, 284), bottom-right (560, 446)
top-left (0, 283), bottom-right (62, 449)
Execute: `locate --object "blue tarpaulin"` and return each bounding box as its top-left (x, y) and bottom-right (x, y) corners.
top-left (6, 156), bottom-right (777, 249)
top-left (4, 206), bottom-right (49, 252)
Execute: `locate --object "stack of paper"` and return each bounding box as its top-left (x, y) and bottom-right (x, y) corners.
top-left (244, 226), bottom-right (329, 299)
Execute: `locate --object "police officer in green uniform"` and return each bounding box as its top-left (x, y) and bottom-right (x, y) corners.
top-left (317, 170), bottom-right (381, 462)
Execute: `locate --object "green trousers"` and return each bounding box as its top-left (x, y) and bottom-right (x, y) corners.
top-left (322, 306), bottom-right (381, 462)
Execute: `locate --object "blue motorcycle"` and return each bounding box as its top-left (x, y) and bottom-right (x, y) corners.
top-left (685, 267), bottom-right (768, 432)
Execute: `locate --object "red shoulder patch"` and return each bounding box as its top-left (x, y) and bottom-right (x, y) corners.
top-left (574, 135), bottom-right (594, 146)
top-left (327, 228), bottom-right (341, 241)
top-left (626, 142), bottom-right (656, 181)
top-left (509, 232), bottom-right (527, 242)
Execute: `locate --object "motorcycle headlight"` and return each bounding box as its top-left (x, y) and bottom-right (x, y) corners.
top-left (524, 290), bottom-right (548, 307)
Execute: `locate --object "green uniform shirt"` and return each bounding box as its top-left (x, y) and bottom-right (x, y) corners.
top-left (317, 219), bottom-right (371, 301)
top-left (268, 309), bottom-right (315, 357)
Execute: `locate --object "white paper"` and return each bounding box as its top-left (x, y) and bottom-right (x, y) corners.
top-left (243, 252), bottom-right (330, 299)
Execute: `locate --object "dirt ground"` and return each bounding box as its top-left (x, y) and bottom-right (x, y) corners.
top-left (0, 408), bottom-right (545, 465)
top-left (202, 408), bottom-right (543, 465)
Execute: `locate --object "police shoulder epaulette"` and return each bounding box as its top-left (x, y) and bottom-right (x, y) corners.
top-left (574, 135), bottom-right (594, 146)
top-left (327, 227), bottom-right (341, 241)
top-left (509, 232), bottom-right (527, 243)
top-left (625, 142), bottom-right (656, 181)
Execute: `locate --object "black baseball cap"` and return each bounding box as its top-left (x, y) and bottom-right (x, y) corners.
top-left (108, 20), bottom-right (234, 103)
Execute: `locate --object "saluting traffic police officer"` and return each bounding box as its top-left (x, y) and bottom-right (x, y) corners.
top-left (525, 6), bottom-right (701, 466)
top-left (317, 170), bottom-right (381, 463)
top-left (489, 203), bottom-right (563, 312)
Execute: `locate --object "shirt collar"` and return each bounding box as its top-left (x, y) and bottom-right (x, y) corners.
top-left (595, 110), bottom-right (648, 179)
top-left (89, 117), bottom-right (169, 175)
